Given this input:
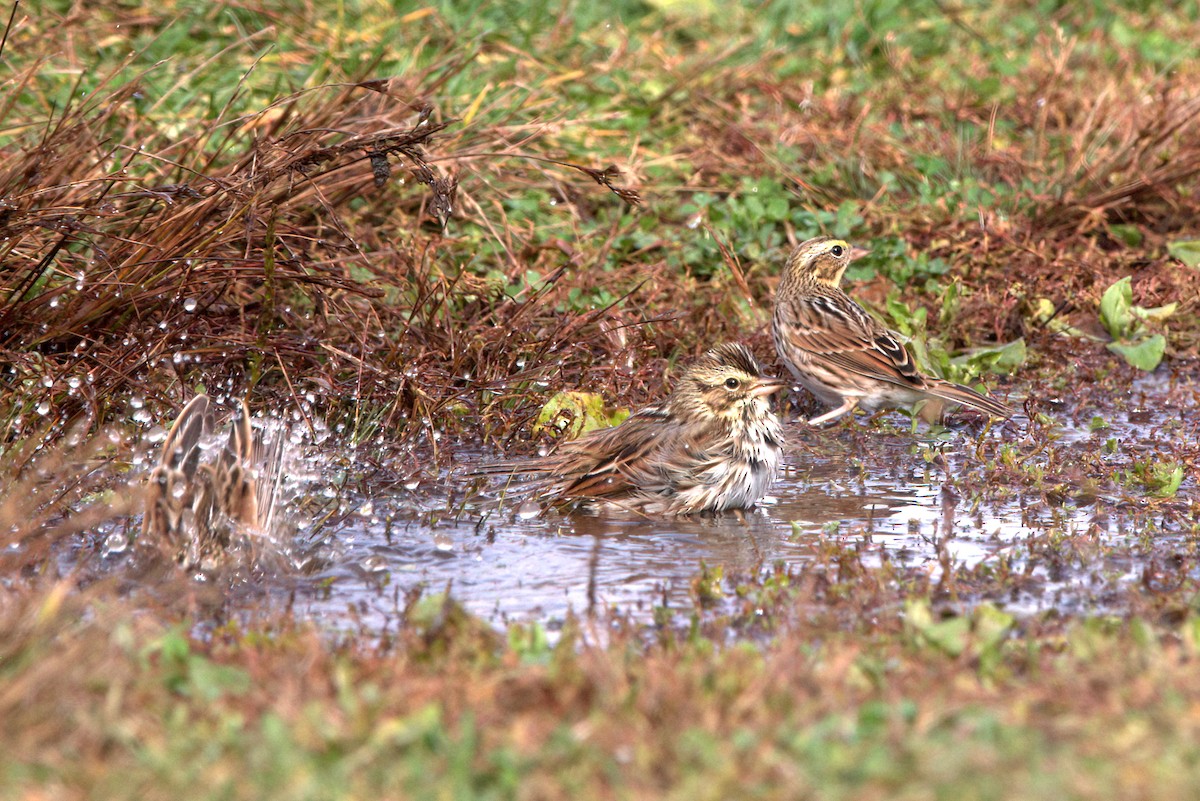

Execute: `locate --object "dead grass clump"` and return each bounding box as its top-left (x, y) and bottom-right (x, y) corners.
top-left (0, 61), bottom-right (461, 432)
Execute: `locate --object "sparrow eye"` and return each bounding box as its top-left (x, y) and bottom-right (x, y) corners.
top-left (724, 377), bottom-right (740, 390)
top-left (831, 245), bottom-right (844, 257)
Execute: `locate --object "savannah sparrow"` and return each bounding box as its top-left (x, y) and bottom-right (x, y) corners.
top-left (477, 343), bottom-right (787, 515)
top-left (143, 395), bottom-right (283, 570)
top-left (772, 236), bottom-right (1012, 425)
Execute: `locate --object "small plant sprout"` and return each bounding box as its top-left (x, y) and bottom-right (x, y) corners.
top-left (1099, 277), bottom-right (1177, 370)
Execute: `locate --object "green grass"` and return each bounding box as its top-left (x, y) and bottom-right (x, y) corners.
top-left (6, 570), bottom-right (1200, 799)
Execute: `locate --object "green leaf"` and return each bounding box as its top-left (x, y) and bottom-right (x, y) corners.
top-left (1150, 463), bottom-right (1184, 497)
top-left (644, 0), bottom-right (718, 20)
top-left (924, 617), bottom-right (971, 657)
top-left (1107, 224), bottom-right (1143, 247)
top-left (950, 338), bottom-right (1026, 377)
top-left (1168, 239), bottom-right (1200, 268)
top-left (1034, 296), bottom-right (1096, 339)
top-left (1107, 334), bottom-right (1166, 371)
top-left (1099, 276), bottom-right (1133, 340)
top-left (904, 598), bottom-right (968, 657)
top-left (1131, 301), bottom-right (1177, 324)
top-left (885, 295), bottom-right (926, 336)
top-left (937, 281), bottom-right (960, 327)
top-left (973, 603), bottom-right (1015, 651)
top-left (534, 391), bottom-right (629, 438)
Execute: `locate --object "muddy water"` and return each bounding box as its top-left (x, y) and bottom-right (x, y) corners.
top-left (293, 372), bottom-right (1197, 631)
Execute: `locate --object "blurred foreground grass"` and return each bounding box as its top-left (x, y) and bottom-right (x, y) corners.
top-left (5, 562), bottom-right (1200, 799)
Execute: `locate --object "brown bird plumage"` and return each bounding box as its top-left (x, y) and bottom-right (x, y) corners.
top-left (772, 236), bottom-right (1012, 425)
top-left (477, 343), bottom-right (787, 515)
top-left (142, 395), bottom-right (283, 570)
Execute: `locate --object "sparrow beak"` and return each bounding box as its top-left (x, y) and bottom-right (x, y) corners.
top-left (750, 377), bottom-right (789, 398)
top-left (850, 245), bottom-right (871, 262)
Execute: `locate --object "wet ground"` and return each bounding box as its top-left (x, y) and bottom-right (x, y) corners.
top-left (281, 371), bottom-right (1198, 633)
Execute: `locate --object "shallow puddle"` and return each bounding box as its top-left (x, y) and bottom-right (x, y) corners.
top-left (62, 371), bottom-right (1194, 633)
top-left (288, 370), bottom-right (1198, 631)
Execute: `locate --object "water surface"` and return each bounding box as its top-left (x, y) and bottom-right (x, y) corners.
top-left (291, 370), bottom-right (1197, 630)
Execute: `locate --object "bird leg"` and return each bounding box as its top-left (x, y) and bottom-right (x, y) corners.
top-left (805, 398), bottom-right (859, 426)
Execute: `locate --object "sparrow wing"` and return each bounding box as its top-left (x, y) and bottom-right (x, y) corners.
top-left (474, 405), bottom-right (684, 502)
top-left (545, 406), bottom-right (681, 499)
top-left (778, 291), bottom-right (929, 390)
top-left (143, 395), bottom-right (213, 543)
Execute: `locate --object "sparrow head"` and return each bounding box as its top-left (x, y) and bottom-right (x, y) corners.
top-left (781, 236), bottom-right (857, 289)
top-left (671, 343), bottom-right (787, 423)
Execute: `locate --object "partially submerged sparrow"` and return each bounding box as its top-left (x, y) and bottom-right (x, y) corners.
top-left (478, 343), bottom-right (786, 515)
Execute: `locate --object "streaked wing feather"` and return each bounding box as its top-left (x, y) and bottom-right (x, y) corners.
top-left (473, 406), bottom-right (681, 503)
top-left (143, 395), bottom-right (213, 543)
top-left (544, 411), bottom-right (677, 499)
top-left (781, 293), bottom-right (928, 389)
top-left (923, 380), bottom-right (1014, 418)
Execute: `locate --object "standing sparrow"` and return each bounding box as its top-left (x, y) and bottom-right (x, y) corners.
top-left (772, 236), bottom-right (1012, 425)
top-left (477, 343), bottom-right (787, 514)
top-left (143, 395), bottom-right (283, 570)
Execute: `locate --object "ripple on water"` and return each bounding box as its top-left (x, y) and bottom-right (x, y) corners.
top-left (83, 373), bottom-right (1198, 634)
top-left (294, 408), bottom-right (1187, 632)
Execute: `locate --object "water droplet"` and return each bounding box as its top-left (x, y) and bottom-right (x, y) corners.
top-left (516, 501), bottom-right (541, 520)
top-left (360, 555), bottom-right (388, 573)
top-left (183, 298), bottom-right (197, 312)
top-left (104, 532), bottom-right (128, 555)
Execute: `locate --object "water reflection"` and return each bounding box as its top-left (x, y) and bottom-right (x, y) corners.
top-left (294, 428), bottom-right (1116, 630)
top-left (122, 369), bottom-right (1184, 631)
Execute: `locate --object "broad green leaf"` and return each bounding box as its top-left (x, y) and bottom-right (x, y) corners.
top-left (1107, 334), bottom-right (1166, 371)
top-left (1131, 301), bottom-right (1177, 324)
top-left (1033, 297), bottom-right (1095, 339)
top-left (535, 391), bottom-right (629, 438)
top-left (973, 603), bottom-right (1015, 651)
top-left (950, 338), bottom-right (1027, 376)
top-left (1108, 224), bottom-right (1143, 246)
top-left (904, 599), bottom-right (968, 657)
top-left (885, 296), bottom-right (926, 336)
top-left (1031, 297), bottom-right (1056, 322)
top-left (938, 281), bottom-right (960, 327)
top-left (924, 616), bottom-right (971, 657)
top-left (1151, 464), bottom-right (1184, 497)
top-left (1168, 239), bottom-right (1200, 268)
top-left (1099, 276), bottom-right (1133, 340)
